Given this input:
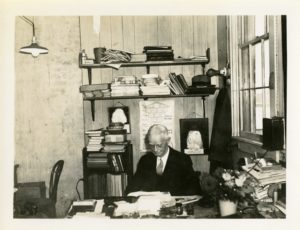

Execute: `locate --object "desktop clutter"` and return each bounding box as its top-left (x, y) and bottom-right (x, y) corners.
top-left (198, 157), bottom-right (286, 218)
top-left (68, 192), bottom-right (201, 219)
top-left (68, 155), bottom-right (286, 219)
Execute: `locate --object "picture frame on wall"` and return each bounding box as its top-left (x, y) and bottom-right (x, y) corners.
top-left (108, 106), bottom-right (131, 133)
top-left (180, 118), bottom-right (209, 155)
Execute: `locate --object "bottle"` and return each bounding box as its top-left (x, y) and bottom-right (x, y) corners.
top-left (81, 49), bottom-right (87, 64)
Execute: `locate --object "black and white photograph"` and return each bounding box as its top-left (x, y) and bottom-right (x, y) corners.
top-left (1, 1), bottom-right (300, 230)
top-left (180, 118), bottom-right (209, 155)
top-left (108, 106), bottom-right (131, 133)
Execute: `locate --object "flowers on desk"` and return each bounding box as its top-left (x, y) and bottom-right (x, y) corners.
top-left (214, 167), bottom-right (254, 202)
top-left (200, 168), bottom-right (255, 203)
top-left (200, 168), bottom-right (255, 216)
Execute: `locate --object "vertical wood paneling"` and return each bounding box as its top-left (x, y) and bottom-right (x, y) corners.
top-left (181, 16), bottom-right (197, 152)
top-left (122, 16), bottom-right (136, 76)
top-left (81, 16), bottom-right (221, 173)
top-left (111, 16), bottom-right (124, 78)
top-left (145, 16), bottom-right (159, 75)
top-left (99, 16), bottom-right (113, 83)
top-left (158, 16), bottom-right (172, 79)
top-left (80, 16), bottom-right (101, 84)
top-left (194, 16), bottom-right (207, 75)
top-left (181, 16), bottom-right (195, 85)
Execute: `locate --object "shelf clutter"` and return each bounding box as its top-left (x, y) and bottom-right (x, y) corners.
top-left (79, 72), bottom-right (217, 99)
top-left (83, 123), bottom-right (133, 198)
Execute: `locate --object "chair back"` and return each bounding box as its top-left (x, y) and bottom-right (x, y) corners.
top-left (49, 160), bottom-right (64, 203)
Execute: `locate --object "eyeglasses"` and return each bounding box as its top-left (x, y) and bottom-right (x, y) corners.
top-left (149, 143), bottom-right (165, 149)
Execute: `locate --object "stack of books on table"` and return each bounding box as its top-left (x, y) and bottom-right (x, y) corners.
top-left (85, 129), bottom-right (104, 152)
top-left (167, 72), bottom-right (188, 95)
top-left (143, 46), bottom-right (174, 61)
top-left (242, 164), bottom-right (286, 186)
top-left (140, 74), bottom-right (170, 96)
top-left (110, 76), bottom-right (140, 97)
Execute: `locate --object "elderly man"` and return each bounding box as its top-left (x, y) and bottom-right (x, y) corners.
top-left (126, 124), bottom-right (200, 195)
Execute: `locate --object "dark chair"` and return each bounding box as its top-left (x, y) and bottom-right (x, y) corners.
top-left (14, 160), bottom-right (64, 218)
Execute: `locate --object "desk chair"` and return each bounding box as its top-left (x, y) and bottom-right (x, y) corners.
top-left (14, 160), bottom-right (64, 218)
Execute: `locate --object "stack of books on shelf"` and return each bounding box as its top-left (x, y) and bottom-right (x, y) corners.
top-left (167, 72), bottom-right (189, 95)
top-left (190, 54), bottom-right (209, 61)
top-left (106, 173), bottom-right (128, 196)
top-left (80, 83), bottom-right (111, 98)
top-left (110, 76), bottom-right (140, 97)
top-left (85, 129), bottom-right (104, 152)
top-left (140, 74), bottom-right (170, 96)
top-left (102, 123), bottom-right (128, 173)
top-left (87, 152), bottom-right (110, 169)
top-left (143, 46), bottom-right (174, 61)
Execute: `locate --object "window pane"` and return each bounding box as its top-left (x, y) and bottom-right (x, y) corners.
top-left (241, 90), bottom-right (251, 132)
top-left (264, 39), bottom-right (270, 86)
top-left (255, 89), bottom-right (263, 133)
top-left (255, 15), bottom-right (265, 36)
top-left (255, 43), bottom-right (262, 87)
top-left (241, 47), bottom-right (250, 89)
top-left (255, 88), bottom-right (271, 134)
top-left (264, 88), bottom-right (271, 118)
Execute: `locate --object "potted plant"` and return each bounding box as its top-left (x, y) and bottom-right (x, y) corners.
top-left (199, 167), bottom-right (254, 216)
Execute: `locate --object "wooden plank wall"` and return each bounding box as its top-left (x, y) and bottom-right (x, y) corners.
top-left (80, 16), bottom-right (220, 173)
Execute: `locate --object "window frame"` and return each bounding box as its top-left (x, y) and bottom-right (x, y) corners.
top-left (229, 15), bottom-right (285, 143)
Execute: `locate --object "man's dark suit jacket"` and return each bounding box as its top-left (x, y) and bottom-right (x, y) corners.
top-left (125, 147), bottom-right (200, 196)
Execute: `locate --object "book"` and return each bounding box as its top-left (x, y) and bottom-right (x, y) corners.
top-left (105, 134), bottom-right (126, 143)
top-left (144, 46), bottom-right (172, 51)
top-left (80, 84), bottom-right (109, 92)
top-left (169, 73), bottom-right (183, 94)
top-left (177, 74), bottom-right (189, 91)
top-left (115, 154), bottom-right (124, 172)
top-left (130, 53), bottom-right (147, 62)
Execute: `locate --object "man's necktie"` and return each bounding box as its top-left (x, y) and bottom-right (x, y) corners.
top-left (156, 157), bottom-right (164, 175)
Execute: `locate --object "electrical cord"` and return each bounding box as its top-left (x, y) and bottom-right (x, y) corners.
top-left (246, 150), bottom-right (269, 173)
top-left (75, 178), bottom-right (84, 201)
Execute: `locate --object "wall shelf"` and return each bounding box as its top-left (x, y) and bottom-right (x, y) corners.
top-left (79, 48), bottom-right (210, 85)
top-left (79, 48), bottom-right (212, 121)
top-left (83, 92), bottom-right (217, 101)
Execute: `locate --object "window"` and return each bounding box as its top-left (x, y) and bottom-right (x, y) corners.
top-left (240, 16), bottom-right (270, 136)
top-left (229, 16), bottom-right (285, 142)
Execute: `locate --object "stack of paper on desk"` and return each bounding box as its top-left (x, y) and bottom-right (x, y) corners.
top-left (128, 191), bottom-right (176, 208)
top-left (113, 200), bottom-right (138, 217)
top-left (136, 196), bottom-right (161, 216)
top-left (242, 165), bottom-right (286, 186)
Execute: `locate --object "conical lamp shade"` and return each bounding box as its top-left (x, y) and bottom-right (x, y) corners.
top-left (20, 36), bottom-right (48, 57)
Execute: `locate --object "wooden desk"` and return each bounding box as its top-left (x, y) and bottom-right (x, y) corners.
top-left (67, 196), bottom-right (284, 219)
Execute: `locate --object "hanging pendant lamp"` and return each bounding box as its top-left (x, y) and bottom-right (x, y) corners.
top-left (19, 16), bottom-right (48, 58)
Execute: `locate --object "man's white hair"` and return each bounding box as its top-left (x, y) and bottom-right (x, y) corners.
top-left (147, 124), bottom-right (170, 144)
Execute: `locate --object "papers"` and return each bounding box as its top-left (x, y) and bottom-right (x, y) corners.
top-left (104, 63), bottom-right (122, 70)
top-left (128, 191), bottom-right (176, 209)
top-left (173, 195), bottom-right (202, 205)
top-left (242, 164), bottom-right (286, 186)
top-left (113, 201), bottom-right (138, 217)
top-left (73, 200), bottom-right (96, 206)
top-left (127, 191), bottom-right (169, 197)
top-left (136, 196), bottom-right (161, 216)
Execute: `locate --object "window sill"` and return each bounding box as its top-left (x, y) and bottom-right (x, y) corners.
top-left (232, 136), bottom-right (263, 147)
